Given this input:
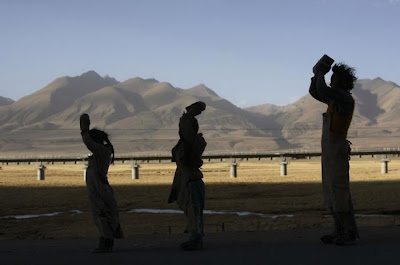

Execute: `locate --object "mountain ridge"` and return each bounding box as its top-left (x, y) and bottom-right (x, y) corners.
top-left (0, 96), bottom-right (14, 106)
top-left (1, 71), bottom-right (400, 155)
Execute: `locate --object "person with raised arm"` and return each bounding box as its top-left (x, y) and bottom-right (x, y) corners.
top-left (168, 102), bottom-right (207, 251)
top-left (80, 113), bottom-right (123, 253)
top-left (309, 55), bottom-right (359, 246)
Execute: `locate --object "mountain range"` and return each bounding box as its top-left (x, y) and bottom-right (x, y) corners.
top-left (1, 71), bottom-right (399, 156)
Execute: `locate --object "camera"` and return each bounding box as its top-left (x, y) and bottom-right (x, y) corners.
top-left (313, 54), bottom-right (334, 74)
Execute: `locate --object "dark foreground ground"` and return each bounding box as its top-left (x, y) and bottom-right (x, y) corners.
top-left (1, 226), bottom-right (400, 265)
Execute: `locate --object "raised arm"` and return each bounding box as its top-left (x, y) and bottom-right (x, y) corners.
top-left (179, 113), bottom-right (196, 146)
top-left (309, 74), bottom-right (330, 104)
top-left (80, 114), bottom-right (103, 154)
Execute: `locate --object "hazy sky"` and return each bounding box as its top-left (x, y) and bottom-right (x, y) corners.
top-left (0, 0), bottom-right (399, 107)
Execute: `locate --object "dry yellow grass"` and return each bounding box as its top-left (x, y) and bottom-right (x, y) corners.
top-left (1, 159), bottom-right (400, 239)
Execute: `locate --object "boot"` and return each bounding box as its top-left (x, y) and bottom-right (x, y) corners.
top-left (320, 231), bottom-right (339, 244)
top-left (334, 233), bottom-right (357, 246)
top-left (91, 237), bottom-right (113, 253)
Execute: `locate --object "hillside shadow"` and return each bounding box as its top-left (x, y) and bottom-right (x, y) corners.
top-left (188, 93), bottom-right (297, 150)
top-left (353, 84), bottom-right (385, 125)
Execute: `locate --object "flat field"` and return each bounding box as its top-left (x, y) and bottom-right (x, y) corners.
top-left (1, 158), bottom-right (400, 239)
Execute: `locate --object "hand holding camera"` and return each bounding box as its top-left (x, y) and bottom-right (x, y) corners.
top-left (313, 54), bottom-right (334, 75)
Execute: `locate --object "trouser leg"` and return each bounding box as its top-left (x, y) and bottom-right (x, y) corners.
top-left (92, 210), bottom-right (115, 239)
top-left (321, 156), bottom-right (332, 209)
top-left (330, 170), bottom-right (358, 238)
top-left (90, 190), bottom-right (121, 240)
top-left (334, 194), bottom-right (359, 246)
top-left (91, 211), bottom-right (115, 253)
top-left (321, 207), bottom-right (342, 244)
top-left (336, 195), bottom-right (359, 238)
top-left (331, 208), bottom-right (342, 236)
top-left (186, 179), bottom-right (205, 241)
top-left (322, 158), bottom-right (340, 236)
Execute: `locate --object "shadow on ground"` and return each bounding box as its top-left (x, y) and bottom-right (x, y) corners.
top-left (1, 181), bottom-right (400, 239)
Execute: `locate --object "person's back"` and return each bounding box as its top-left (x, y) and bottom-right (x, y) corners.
top-left (82, 130), bottom-right (112, 187)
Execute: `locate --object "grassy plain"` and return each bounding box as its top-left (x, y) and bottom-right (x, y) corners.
top-left (1, 158), bottom-right (400, 239)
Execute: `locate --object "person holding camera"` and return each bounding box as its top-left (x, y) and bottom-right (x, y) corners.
top-left (309, 56), bottom-right (359, 246)
top-left (168, 101), bottom-right (207, 251)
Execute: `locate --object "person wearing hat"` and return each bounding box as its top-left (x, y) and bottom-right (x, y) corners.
top-left (309, 59), bottom-right (359, 246)
top-left (168, 101), bottom-right (207, 251)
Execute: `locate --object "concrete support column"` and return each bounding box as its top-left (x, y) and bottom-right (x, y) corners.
top-left (132, 163), bottom-right (140, 180)
top-left (381, 158), bottom-right (389, 174)
top-left (230, 162), bottom-right (237, 178)
top-left (280, 159), bottom-right (288, 176)
top-left (37, 164), bottom-right (45, 181)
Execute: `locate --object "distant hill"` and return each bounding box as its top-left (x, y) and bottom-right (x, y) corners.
top-left (0, 96), bottom-right (14, 106)
top-left (1, 72), bottom-right (400, 156)
top-left (0, 71), bottom-right (118, 128)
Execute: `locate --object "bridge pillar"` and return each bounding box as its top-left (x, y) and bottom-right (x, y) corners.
top-left (83, 163), bottom-right (88, 181)
top-left (37, 164), bottom-right (45, 181)
top-left (280, 159), bottom-right (288, 176)
top-left (381, 158), bottom-right (389, 174)
top-left (132, 163), bottom-right (140, 180)
top-left (230, 162), bottom-right (237, 178)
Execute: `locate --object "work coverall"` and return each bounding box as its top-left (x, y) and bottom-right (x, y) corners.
top-left (81, 132), bottom-right (123, 240)
top-left (309, 76), bottom-right (359, 238)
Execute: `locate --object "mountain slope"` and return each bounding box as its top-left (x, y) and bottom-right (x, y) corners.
top-left (0, 71), bottom-right (118, 128)
top-left (1, 73), bottom-right (400, 155)
top-left (245, 78), bottom-right (400, 149)
top-left (0, 96), bottom-right (14, 106)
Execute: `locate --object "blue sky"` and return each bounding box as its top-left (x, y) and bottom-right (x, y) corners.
top-left (0, 0), bottom-right (399, 107)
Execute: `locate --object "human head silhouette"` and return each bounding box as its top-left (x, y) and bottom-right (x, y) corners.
top-left (331, 63), bottom-right (357, 91)
top-left (89, 128), bottom-right (115, 164)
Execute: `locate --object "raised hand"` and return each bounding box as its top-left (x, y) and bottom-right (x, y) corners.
top-left (80, 113), bottom-right (90, 132)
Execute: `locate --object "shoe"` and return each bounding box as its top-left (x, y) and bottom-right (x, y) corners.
top-left (91, 237), bottom-right (113, 253)
top-left (334, 233), bottom-right (357, 246)
top-left (180, 240), bottom-right (203, 251)
top-left (320, 234), bottom-right (337, 244)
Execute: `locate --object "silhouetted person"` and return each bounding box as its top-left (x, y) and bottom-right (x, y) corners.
top-left (80, 114), bottom-right (123, 253)
top-left (168, 101), bottom-right (207, 251)
top-left (309, 56), bottom-right (359, 246)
